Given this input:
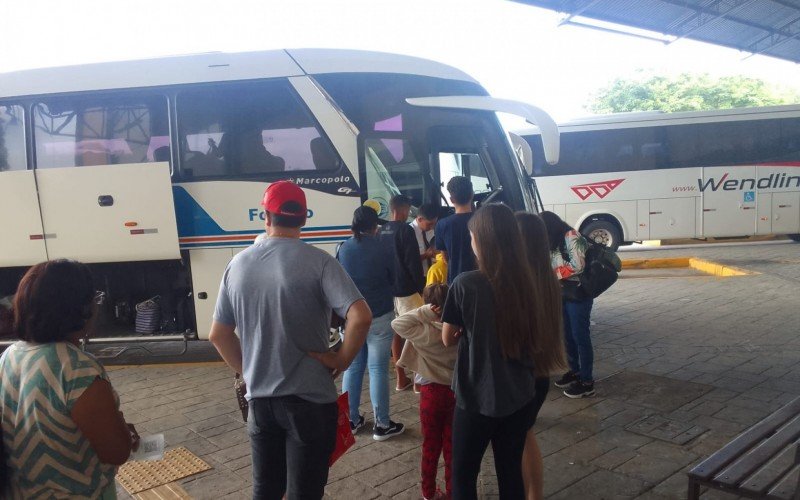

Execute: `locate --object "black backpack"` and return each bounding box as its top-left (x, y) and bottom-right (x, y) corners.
top-left (561, 238), bottom-right (621, 300)
top-left (580, 240), bottom-right (622, 298)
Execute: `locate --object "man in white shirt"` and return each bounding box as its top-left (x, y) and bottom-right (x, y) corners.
top-left (410, 203), bottom-right (439, 277)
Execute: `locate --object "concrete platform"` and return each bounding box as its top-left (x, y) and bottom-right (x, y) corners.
top-left (109, 240), bottom-right (800, 499)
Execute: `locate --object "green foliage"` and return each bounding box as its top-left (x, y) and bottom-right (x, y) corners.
top-left (587, 73), bottom-right (800, 114)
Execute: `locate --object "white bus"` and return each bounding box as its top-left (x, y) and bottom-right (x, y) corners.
top-left (0, 49), bottom-right (558, 343)
top-left (518, 105), bottom-right (800, 250)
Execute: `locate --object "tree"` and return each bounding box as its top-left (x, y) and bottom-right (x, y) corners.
top-left (586, 73), bottom-right (800, 114)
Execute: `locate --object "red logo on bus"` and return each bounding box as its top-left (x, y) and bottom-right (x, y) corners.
top-left (570, 179), bottom-right (625, 200)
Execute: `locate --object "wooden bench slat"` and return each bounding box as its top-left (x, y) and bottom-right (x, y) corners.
top-left (689, 397), bottom-right (800, 481)
top-left (766, 463), bottom-right (799, 500)
top-left (714, 416), bottom-right (800, 487)
top-left (739, 441), bottom-right (800, 497)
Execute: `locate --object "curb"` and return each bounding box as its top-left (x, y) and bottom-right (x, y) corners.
top-left (621, 257), bottom-right (753, 277)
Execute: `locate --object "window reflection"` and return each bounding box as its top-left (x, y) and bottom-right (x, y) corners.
top-left (0, 105), bottom-right (26, 172)
top-left (33, 97), bottom-right (169, 169)
top-left (364, 136), bottom-right (423, 210)
top-left (177, 81), bottom-right (340, 179)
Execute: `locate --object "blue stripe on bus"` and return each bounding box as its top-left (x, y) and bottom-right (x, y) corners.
top-left (179, 236), bottom-right (348, 249)
top-left (173, 186), bottom-right (349, 238)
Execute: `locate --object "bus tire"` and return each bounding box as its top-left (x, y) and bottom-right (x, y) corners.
top-left (789, 234), bottom-right (800, 242)
top-left (582, 219), bottom-right (622, 251)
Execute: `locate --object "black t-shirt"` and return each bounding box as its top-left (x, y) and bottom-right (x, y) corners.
top-left (441, 271), bottom-right (537, 417)
top-left (380, 221), bottom-right (425, 297)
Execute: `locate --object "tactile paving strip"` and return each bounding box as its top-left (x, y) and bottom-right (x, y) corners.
top-left (116, 447), bottom-right (212, 495)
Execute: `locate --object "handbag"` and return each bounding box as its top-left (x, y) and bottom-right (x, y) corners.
top-left (233, 373), bottom-right (248, 422)
top-left (135, 296), bottom-right (161, 334)
top-left (561, 279), bottom-right (587, 301)
top-left (328, 392), bottom-right (355, 466)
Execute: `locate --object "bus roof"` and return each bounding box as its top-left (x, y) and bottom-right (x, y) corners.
top-left (0, 48), bottom-right (479, 99)
top-left (518, 104), bottom-right (800, 135)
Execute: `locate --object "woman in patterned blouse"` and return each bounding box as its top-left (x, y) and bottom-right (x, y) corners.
top-left (540, 212), bottom-right (597, 400)
top-left (0, 260), bottom-right (138, 499)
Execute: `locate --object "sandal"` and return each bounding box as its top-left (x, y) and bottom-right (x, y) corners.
top-left (395, 381), bottom-right (413, 392)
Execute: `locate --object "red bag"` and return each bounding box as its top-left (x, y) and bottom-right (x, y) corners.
top-left (329, 392), bottom-right (355, 466)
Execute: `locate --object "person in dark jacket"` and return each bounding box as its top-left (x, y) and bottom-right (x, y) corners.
top-left (380, 194), bottom-right (426, 391)
top-left (338, 206), bottom-right (405, 440)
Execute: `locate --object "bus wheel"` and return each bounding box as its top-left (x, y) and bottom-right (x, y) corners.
top-left (582, 220), bottom-right (621, 250)
top-left (789, 234), bottom-right (800, 242)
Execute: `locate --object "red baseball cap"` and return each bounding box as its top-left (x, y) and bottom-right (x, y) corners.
top-left (261, 181), bottom-right (307, 216)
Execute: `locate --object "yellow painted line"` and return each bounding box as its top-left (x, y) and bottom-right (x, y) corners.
top-left (621, 257), bottom-right (754, 276)
top-left (689, 258), bottom-right (752, 277)
top-left (622, 257), bottom-right (690, 269)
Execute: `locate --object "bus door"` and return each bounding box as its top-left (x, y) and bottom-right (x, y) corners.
top-left (31, 97), bottom-right (180, 263)
top-left (429, 126), bottom-right (497, 214)
top-left (357, 126), bottom-right (495, 219)
top-left (0, 104), bottom-right (48, 266)
top-left (701, 166), bottom-right (757, 237)
top-left (0, 172), bottom-right (48, 267)
top-left (771, 191), bottom-right (800, 235)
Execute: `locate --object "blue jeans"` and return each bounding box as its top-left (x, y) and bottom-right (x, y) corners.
top-left (342, 311), bottom-right (394, 427)
top-left (563, 297), bottom-right (594, 383)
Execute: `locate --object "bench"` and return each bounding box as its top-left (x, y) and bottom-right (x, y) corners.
top-left (687, 395), bottom-right (800, 499)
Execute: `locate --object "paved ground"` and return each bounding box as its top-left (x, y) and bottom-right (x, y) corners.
top-left (110, 240), bottom-right (800, 499)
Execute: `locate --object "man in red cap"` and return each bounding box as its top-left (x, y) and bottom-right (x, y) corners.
top-left (209, 180), bottom-right (371, 499)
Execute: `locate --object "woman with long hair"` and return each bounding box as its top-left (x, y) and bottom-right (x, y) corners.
top-left (0, 259), bottom-right (138, 499)
top-left (515, 212), bottom-right (567, 500)
top-left (337, 206), bottom-right (405, 440)
top-left (442, 204), bottom-right (561, 499)
top-left (539, 211), bottom-right (597, 399)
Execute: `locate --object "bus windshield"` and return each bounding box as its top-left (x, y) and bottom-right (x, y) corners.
top-left (315, 73), bottom-right (528, 214)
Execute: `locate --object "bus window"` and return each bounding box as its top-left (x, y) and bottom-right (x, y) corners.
top-left (777, 118), bottom-right (800, 161)
top-left (33, 96), bottom-right (169, 169)
top-left (0, 105), bottom-right (26, 171)
top-left (661, 119), bottom-right (800, 169)
top-left (176, 81), bottom-right (341, 180)
top-left (363, 136), bottom-right (421, 215)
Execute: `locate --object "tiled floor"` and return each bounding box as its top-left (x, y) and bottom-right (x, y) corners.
top-left (111, 240), bottom-right (800, 499)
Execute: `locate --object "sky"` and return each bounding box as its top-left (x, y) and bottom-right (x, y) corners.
top-left (3, 0), bottom-right (800, 121)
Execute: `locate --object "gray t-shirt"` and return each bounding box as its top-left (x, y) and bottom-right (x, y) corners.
top-left (214, 237), bottom-right (363, 404)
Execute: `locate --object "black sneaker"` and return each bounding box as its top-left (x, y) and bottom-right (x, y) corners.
top-left (373, 420), bottom-right (404, 441)
top-left (554, 371), bottom-right (579, 388)
top-left (350, 414), bottom-right (365, 434)
top-left (563, 381), bottom-right (596, 399)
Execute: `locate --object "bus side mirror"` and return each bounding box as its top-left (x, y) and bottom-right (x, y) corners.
top-left (509, 132), bottom-right (534, 176)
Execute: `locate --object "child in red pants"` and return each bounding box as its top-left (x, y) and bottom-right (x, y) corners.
top-left (393, 284), bottom-right (457, 500)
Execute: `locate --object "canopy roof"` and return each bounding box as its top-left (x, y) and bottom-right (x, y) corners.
top-left (514, 0), bottom-right (800, 64)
